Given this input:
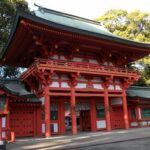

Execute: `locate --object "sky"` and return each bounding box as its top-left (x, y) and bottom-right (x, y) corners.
top-left (27, 0), bottom-right (150, 19)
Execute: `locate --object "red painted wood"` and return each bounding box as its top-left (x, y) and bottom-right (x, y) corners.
top-left (59, 101), bottom-right (65, 134)
top-left (44, 86), bottom-right (51, 137)
top-left (111, 106), bottom-right (125, 129)
top-left (122, 90), bottom-right (129, 129)
top-left (135, 106), bottom-right (141, 127)
top-left (9, 102), bottom-right (41, 138)
top-left (38, 107), bottom-right (42, 136)
top-left (104, 89), bottom-right (111, 131)
top-left (0, 116), bottom-right (2, 140)
top-left (21, 59), bottom-right (139, 81)
top-left (10, 107), bottom-right (34, 137)
top-left (70, 87), bottom-right (77, 135)
top-left (80, 110), bottom-right (91, 131)
top-left (90, 100), bottom-right (97, 132)
top-left (4, 18), bottom-right (149, 67)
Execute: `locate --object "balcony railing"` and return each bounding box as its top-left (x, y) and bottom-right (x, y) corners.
top-left (20, 59), bottom-right (140, 80)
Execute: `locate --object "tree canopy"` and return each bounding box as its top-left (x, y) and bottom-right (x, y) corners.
top-left (96, 9), bottom-right (150, 86)
top-left (96, 9), bottom-right (150, 42)
top-left (0, 0), bottom-right (29, 78)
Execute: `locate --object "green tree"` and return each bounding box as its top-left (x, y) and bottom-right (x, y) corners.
top-left (96, 9), bottom-right (150, 42)
top-left (0, 0), bottom-right (29, 78)
top-left (96, 9), bottom-right (150, 86)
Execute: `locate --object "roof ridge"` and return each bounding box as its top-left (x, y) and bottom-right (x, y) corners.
top-left (34, 3), bottom-right (100, 25)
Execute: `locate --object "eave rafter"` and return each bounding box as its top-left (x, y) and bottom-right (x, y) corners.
top-left (24, 20), bottom-right (148, 66)
top-left (24, 20), bottom-right (150, 53)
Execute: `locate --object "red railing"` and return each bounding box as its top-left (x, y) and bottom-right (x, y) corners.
top-left (21, 59), bottom-right (140, 80)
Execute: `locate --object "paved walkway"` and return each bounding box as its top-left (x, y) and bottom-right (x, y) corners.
top-left (7, 127), bottom-right (150, 150)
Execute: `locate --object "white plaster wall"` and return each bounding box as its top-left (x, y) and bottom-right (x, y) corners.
top-left (52, 54), bottom-right (58, 59)
top-left (60, 55), bottom-right (66, 60)
top-left (51, 123), bottom-right (58, 133)
top-left (97, 120), bottom-right (106, 129)
top-left (103, 62), bottom-right (108, 66)
top-left (50, 81), bottom-right (59, 87)
top-left (2, 132), bottom-right (5, 138)
top-left (2, 117), bottom-right (6, 128)
top-left (39, 97), bottom-right (44, 105)
top-left (75, 83), bottom-right (87, 88)
top-left (115, 85), bottom-right (122, 90)
top-left (42, 123), bottom-right (45, 133)
top-left (61, 82), bottom-right (70, 88)
top-left (89, 59), bottom-right (99, 64)
top-left (130, 122), bottom-right (138, 127)
top-left (111, 98), bottom-right (122, 105)
top-left (93, 84), bottom-right (103, 89)
top-left (108, 85), bottom-right (115, 90)
top-left (72, 57), bottom-right (82, 62)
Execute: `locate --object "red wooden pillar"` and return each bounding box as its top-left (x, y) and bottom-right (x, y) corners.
top-left (44, 86), bottom-right (51, 138)
top-left (136, 106), bottom-right (141, 127)
top-left (6, 97), bottom-right (10, 139)
top-left (34, 107), bottom-right (37, 137)
top-left (104, 88), bottom-right (111, 131)
top-left (36, 106), bottom-right (42, 136)
top-left (90, 100), bottom-right (96, 132)
top-left (0, 116), bottom-right (2, 140)
top-left (122, 89), bottom-right (129, 129)
top-left (58, 101), bottom-right (65, 134)
top-left (70, 86), bottom-right (77, 135)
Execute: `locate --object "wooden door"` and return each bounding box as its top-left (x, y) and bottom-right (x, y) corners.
top-left (10, 108), bottom-right (34, 137)
top-left (80, 110), bottom-right (91, 131)
top-left (9, 103), bottom-right (41, 138)
top-left (111, 106), bottom-right (125, 129)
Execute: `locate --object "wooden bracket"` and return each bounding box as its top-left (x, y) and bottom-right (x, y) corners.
top-left (102, 76), bottom-right (113, 88)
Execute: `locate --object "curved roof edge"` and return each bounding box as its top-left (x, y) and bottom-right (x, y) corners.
top-left (0, 79), bottom-right (34, 98)
top-left (1, 9), bottom-right (150, 60)
top-left (127, 86), bottom-right (150, 99)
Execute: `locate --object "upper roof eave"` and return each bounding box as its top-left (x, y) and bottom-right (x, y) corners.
top-left (1, 9), bottom-right (150, 61)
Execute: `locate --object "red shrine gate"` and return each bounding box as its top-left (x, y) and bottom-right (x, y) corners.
top-left (20, 59), bottom-right (139, 137)
top-left (0, 7), bottom-right (150, 139)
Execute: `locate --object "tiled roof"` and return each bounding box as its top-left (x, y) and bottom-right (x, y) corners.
top-left (0, 79), bottom-right (34, 97)
top-left (127, 86), bottom-right (150, 99)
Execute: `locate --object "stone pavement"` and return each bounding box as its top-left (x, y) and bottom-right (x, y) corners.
top-left (7, 127), bottom-right (150, 150)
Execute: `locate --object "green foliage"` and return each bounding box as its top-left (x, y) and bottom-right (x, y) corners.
top-left (142, 65), bottom-right (150, 86)
top-left (0, 0), bottom-right (15, 49)
top-left (96, 9), bottom-right (150, 87)
top-left (0, 66), bottom-right (20, 78)
top-left (96, 9), bottom-right (150, 42)
top-left (0, 0), bottom-right (29, 78)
